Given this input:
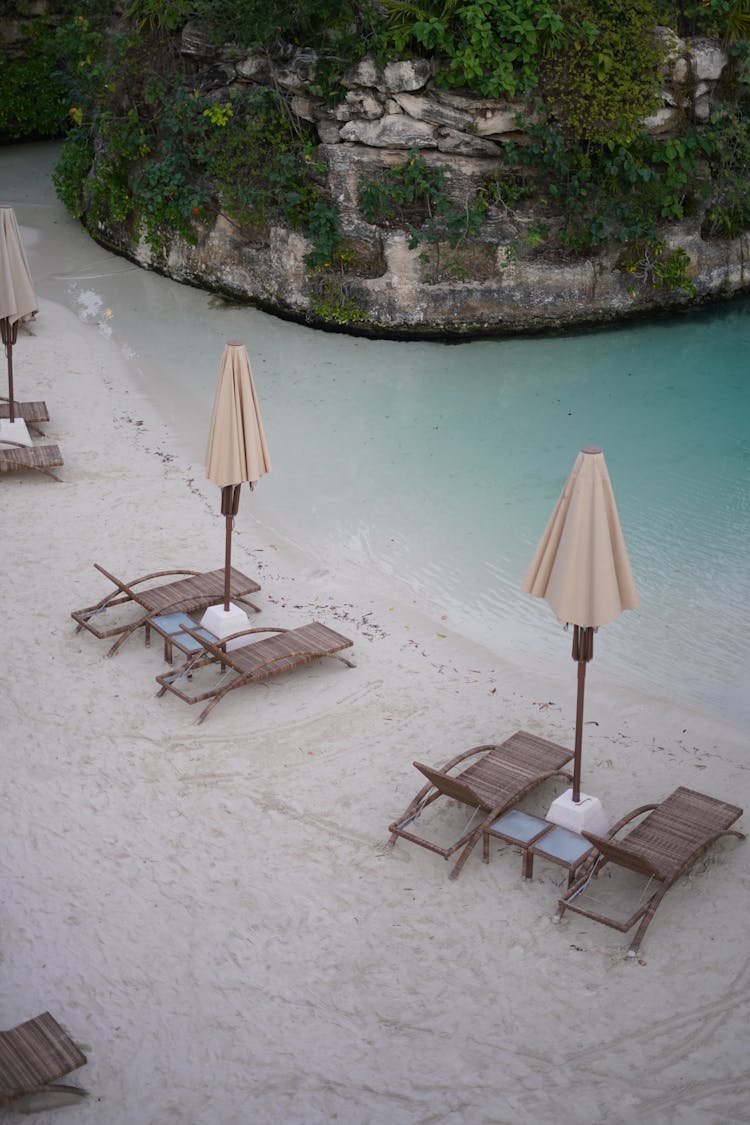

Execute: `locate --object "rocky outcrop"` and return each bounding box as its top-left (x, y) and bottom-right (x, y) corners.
top-left (95, 26), bottom-right (749, 338)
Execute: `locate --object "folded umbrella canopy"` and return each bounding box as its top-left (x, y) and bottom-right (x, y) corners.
top-left (206, 341), bottom-right (271, 611)
top-left (0, 205), bottom-right (38, 424)
top-left (522, 446), bottom-right (639, 801)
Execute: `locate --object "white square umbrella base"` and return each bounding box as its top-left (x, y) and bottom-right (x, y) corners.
top-left (200, 603), bottom-right (251, 652)
top-left (545, 789), bottom-right (609, 837)
top-left (0, 417), bottom-right (32, 445)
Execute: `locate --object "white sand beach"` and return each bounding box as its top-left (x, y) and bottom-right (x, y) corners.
top-left (3, 288), bottom-right (749, 1123)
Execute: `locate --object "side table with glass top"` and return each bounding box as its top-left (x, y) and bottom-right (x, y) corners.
top-left (483, 810), bottom-right (596, 886)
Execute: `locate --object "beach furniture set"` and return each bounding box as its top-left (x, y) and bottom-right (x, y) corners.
top-left (0, 1011), bottom-right (87, 1110)
top-left (0, 364), bottom-right (62, 478)
top-left (71, 559), bottom-right (746, 955)
top-left (72, 562), bottom-right (355, 722)
top-left (71, 563), bottom-right (263, 657)
top-left (389, 736), bottom-right (745, 957)
top-left (388, 731), bottom-right (575, 880)
top-left (0, 205), bottom-right (63, 479)
top-left (0, 432), bottom-right (63, 479)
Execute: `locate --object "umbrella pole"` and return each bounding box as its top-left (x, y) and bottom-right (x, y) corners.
top-left (571, 625), bottom-right (594, 803)
top-left (1, 317), bottom-right (18, 423)
top-left (223, 510), bottom-right (232, 612)
top-left (221, 484), bottom-right (242, 612)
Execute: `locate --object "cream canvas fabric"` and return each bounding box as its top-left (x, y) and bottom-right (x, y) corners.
top-left (205, 341), bottom-right (271, 487)
top-left (522, 446), bottom-right (639, 627)
top-left (0, 205), bottom-right (37, 324)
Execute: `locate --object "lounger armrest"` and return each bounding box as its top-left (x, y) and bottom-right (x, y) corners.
top-left (93, 563), bottom-right (204, 590)
top-left (180, 624), bottom-right (285, 657)
top-left (0, 438), bottom-right (31, 449)
top-left (214, 626), bottom-right (287, 650)
top-left (425, 743), bottom-right (512, 776)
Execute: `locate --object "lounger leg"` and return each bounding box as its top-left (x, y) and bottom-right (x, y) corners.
top-left (196, 675), bottom-right (247, 723)
top-left (626, 895), bottom-right (665, 957)
top-left (237, 595), bottom-right (262, 614)
top-left (449, 829), bottom-right (484, 879)
top-left (197, 694), bottom-right (226, 724)
top-left (106, 616), bottom-right (151, 657)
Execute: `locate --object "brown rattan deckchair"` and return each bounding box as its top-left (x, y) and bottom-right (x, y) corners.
top-left (0, 1011), bottom-right (87, 1110)
top-left (0, 396), bottom-right (49, 436)
top-left (0, 439), bottom-right (62, 480)
top-left (388, 730), bottom-right (574, 879)
top-left (155, 621), bottom-right (355, 722)
top-left (71, 562), bottom-right (262, 657)
top-left (556, 785), bottom-right (745, 956)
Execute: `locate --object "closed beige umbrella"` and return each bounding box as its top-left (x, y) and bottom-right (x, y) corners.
top-left (522, 447), bottom-right (638, 801)
top-left (206, 341), bottom-right (271, 611)
top-left (0, 204), bottom-right (38, 423)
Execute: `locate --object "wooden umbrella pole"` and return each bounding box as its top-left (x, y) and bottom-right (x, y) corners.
top-left (571, 625), bottom-right (594, 803)
top-left (221, 484), bottom-right (242, 611)
top-left (223, 511), bottom-right (232, 611)
top-left (1, 317), bottom-right (17, 423)
top-left (573, 659), bottom-right (586, 802)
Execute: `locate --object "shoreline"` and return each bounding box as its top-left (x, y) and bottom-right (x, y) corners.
top-left (7, 139), bottom-right (749, 739)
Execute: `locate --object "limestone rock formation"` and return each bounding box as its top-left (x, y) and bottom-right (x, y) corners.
top-left (89, 26), bottom-right (747, 337)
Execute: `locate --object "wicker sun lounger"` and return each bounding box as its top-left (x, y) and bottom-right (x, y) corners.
top-left (0, 1011), bottom-right (87, 1110)
top-left (0, 439), bottom-right (62, 480)
top-left (156, 621), bottom-right (355, 723)
top-left (388, 730), bottom-right (574, 879)
top-left (0, 397), bottom-right (49, 435)
top-left (72, 562), bottom-right (262, 657)
top-left (556, 785), bottom-right (745, 955)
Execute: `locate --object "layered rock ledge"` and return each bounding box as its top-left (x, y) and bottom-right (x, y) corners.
top-left (93, 27), bottom-right (750, 338)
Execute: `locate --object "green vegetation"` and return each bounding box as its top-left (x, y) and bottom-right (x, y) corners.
top-left (541, 0), bottom-right (663, 144)
top-left (308, 278), bottom-right (369, 325)
top-left (0, 8), bottom-right (105, 141)
top-left (381, 0), bottom-right (564, 99)
top-left (4, 0), bottom-right (750, 308)
top-left (52, 25), bottom-right (342, 262)
top-left (359, 150), bottom-right (487, 279)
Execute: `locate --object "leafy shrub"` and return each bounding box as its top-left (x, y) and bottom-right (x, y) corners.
top-left (499, 118), bottom-right (711, 255)
top-left (0, 11), bottom-right (106, 141)
top-left (619, 239), bottom-right (696, 294)
top-left (700, 104), bottom-right (750, 236)
top-left (381, 0), bottom-right (564, 98)
top-left (196, 87), bottom-right (341, 265)
top-left (359, 150), bottom-right (488, 280)
top-left (123, 0), bottom-right (192, 32)
top-left (52, 129), bottom-right (94, 218)
top-left (359, 150), bottom-right (485, 244)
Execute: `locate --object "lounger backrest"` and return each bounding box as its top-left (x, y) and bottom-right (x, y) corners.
top-left (414, 762), bottom-right (483, 808)
top-left (0, 1011), bottom-right (86, 1097)
top-left (582, 832), bottom-right (667, 879)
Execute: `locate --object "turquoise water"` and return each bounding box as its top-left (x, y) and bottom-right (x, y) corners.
top-left (3, 142), bottom-right (749, 729)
